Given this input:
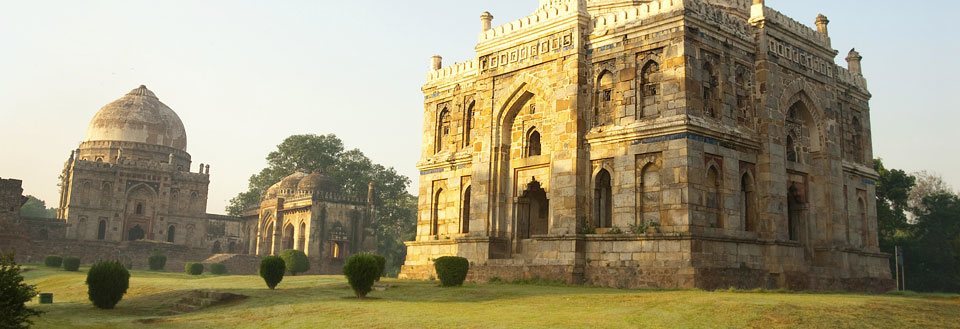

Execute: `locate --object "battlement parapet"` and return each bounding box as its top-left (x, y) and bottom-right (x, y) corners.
top-left (763, 7), bottom-right (830, 48)
top-left (479, 0), bottom-right (583, 44)
top-left (592, 0), bottom-right (685, 36)
top-left (426, 60), bottom-right (479, 84)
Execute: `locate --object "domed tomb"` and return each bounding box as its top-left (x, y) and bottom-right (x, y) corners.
top-left (84, 85), bottom-right (188, 151)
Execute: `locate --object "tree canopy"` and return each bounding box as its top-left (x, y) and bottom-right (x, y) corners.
top-left (19, 195), bottom-right (56, 219)
top-left (228, 134), bottom-right (417, 274)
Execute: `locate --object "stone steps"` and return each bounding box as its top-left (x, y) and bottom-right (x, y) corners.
top-left (171, 290), bottom-right (247, 314)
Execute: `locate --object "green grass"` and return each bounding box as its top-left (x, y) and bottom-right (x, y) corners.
top-left (20, 266), bottom-right (960, 329)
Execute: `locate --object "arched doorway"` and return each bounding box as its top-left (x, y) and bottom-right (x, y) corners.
top-left (282, 224), bottom-right (295, 251)
top-left (517, 179), bottom-right (549, 239)
top-left (297, 222), bottom-right (307, 251)
top-left (166, 225), bottom-right (176, 243)
top-left (594, 169), bottom-right (613, 229)
top-left (741, 173), bottom-right (756, 232)
top-left (128, 225), bottom-right (145, 241)
top-left (461, 186), bottom-right (471, 234)
top-left (263, 221), bottom-right (275, 255)
top-left (97, 220), bottom-right (107, 240)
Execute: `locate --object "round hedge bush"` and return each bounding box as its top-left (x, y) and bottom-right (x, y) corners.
top-left (62, 257), bottom-right (81, 272)
top-left (148, 254), bottom-right (167, 271)
top-left (43, 256), bottom-right (62, 268)
top-left (184, 263), bottom-right (204, 276)
top-left (209, 263), bottom-right (227, 275)
top-left (85, 261), bottom-right (130, 309)
top-left (259, 256), bottom-right (285, 289)
top-left (434, 256), bottom-right (469, 287)
top-left (279, 249), bottom-right (310, 275)
top-left (343, 253), bottom-right (380, 298)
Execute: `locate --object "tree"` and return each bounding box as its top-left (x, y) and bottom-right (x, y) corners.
top-left (874, 159), bottom-right (915, 252)
top-left (228, 134), bottom-right (417, 275)
top-left (908, 171), bottom-right (954, 219)
top-left (279, 249), bottom-right (310, 275)
top-left (904, 193), bottom-right (960, 292)
top-left (0, 254), bottom-right (41, 329)
top-left (19, 195), bottom-right (56, 218)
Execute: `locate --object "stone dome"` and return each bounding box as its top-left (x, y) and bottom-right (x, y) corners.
top-left (84, 85), bottom-right (188, 151)
top-left (264, 182), bottom-right (280, 199)
top-left (277, 171), bottom-right (309, 192)
top-left (297, 171), bottom-right (335, 192)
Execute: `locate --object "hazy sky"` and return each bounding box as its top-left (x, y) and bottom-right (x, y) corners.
top-left (0, 1), bottom-right (956, 214)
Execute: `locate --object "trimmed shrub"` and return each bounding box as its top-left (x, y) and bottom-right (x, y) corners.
top-left (43, 256), bottom-right (62, 268)
top-left (147, 254), bottom-right (167, 271)
top-left (343, 253), bottom-right (379, 298)
top-left (279, 249), bottom-right (310, 275)
top-left (62, 257), bottom-right (81, 272)
top-left (371, 254), bottom-right (386, 281)
top-left (259, 256), bottom-right (285, 289)
top-left (434, 256), bottom-right (469, 287)
top-left (85, 260), bottom-right (130, 309)
top-left (209, 263), bottom-right (227, 275)
top-left (184, 263), bottom-right (204, 276)
top-left (1, 253), bottom-right (41, 328)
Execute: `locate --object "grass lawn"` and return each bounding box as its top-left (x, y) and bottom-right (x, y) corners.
top-left (20, 266), bottom-right (960, 329)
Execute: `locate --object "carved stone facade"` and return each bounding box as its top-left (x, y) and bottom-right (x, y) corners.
top-left (57, 86), bottom-right (244, 251)
top-left (244, 171), bottom-right (377, 274)
top-left (402, 0), bottom-right (892, 292)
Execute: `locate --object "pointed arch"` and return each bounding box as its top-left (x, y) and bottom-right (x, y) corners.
top-left (435, 107), bottom-right (452, 153)
top-left (525, 127), bottom-right (542, 157)
top-left (595, 69), bottom-right (615, 125)
top-left (740, 171), bottom-right (757, 232)
top-left (166, 225), bottom-right (176, 243)
top-left (97, 219), bottom-right (107, 240)
top-left (431, 188), bottom-right (444, 236)
top-left (298, 222), bottom-right (307, 251)
top-left (858, 197), bottom-right (868, 248)
top-left (706, 165), bottom-right (722, 228)
top-left (282, 223), bottom-right (295, 251)
top-left (461, 185), bottom-right (471, 234)
top-left (640, 60), bottom-right (661, 117)
top-left (594, 169), bottom-right (613, 228)
top-left (464, 100), bottom-right (475, 147)
top-left (640, 161), bottom-right (662, 224)
top-left (702, 60), bottom-right (720, 119)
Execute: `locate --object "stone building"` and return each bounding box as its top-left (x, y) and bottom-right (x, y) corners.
top-left (244, 171), bottom-right (377, 273)
top-left (0, 178), bottom-right (28, 235)
top-left (56, 85), bottom-right (244, 251)
top-left (401, 0), bottom-right (892, 291)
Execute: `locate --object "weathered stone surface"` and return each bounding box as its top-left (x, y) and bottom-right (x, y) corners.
top-left (402, 0), bottom-right (892, 292)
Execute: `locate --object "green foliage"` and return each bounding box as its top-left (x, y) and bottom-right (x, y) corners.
top-left (343, 253), bottom-right (380, 298)
top-left (607, 226), bottom-right (623, 234)
top-left (148, 253), bottom-right (167, 271)
top-left (85, 261), bottom-right (130, 309)
top-left (259, 256), bottom-right (286, 289)
top-left (628, 221), bottom-right (661, 234)
top-left (226, 134), bottom-right (416, 276)
top-left (371, 254), bottom-right (386, 281)
top-left (209, 263), bottom-right (227, 275)
top-left (43, 256), bottom-right (62, 268)
top-left (62, 257), bottom-right (81, 272)
top-left (19, 195), bottom-right (56, 218)
top-left (0, 254), bottom-right (41, 329)
top-left (279, 249), bottom-right (310, 275)
top-left (184, 263), bottom-right (204, 275)
top-left (433, 256), bottom-right (469, 287)
top-left (903, 193), bottom-right (960, 292)
top-left (875, 159), bottom-right (916, 252)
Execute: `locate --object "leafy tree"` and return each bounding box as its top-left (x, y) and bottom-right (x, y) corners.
top-left (874, 159), bottom-right (915, 252)
top-left (0, 254), bottom-right (41, 329)
top-left (343, 253), bottom-right (380, 298)
top-left (227, 134), bottom-right (417, 275)
top-left (903, 193), bottom-right (960, 292)
top-left (19, 195), bottom-right (56, 218)
top-left (259, 256), bottom-right (286, 289)
top-left (908, 171), bottom-right (954, 218)
top-left (86, 261), bottom-right (130, 309)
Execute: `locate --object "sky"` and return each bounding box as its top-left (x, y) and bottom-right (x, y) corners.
top-left (0, 0), bottom-right (956, 215)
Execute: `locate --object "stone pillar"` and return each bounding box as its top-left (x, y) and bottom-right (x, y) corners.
top-left (815, 14), bottom-right (829, 37)
top-left (481, 11), bottom-right (493, 32)
top-left (846, 49), bottom-right (863, 76)
top-left (431, 55), bottom-right (442, 71)
top-left (205, 164), bottom-right (210, 175)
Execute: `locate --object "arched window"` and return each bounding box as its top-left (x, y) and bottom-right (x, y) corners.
top-left (702, 61), bottom-right (719, 118)
top-left (166, 225), bottom-right (176, 243)
top-left (786, 135), bottom-right (798, 163)
top-left (431, 188), bottom-right (444, 236)
top-left (135, 202), bottom-right (144, 215)
top-left (298, 222), bottom-right (307, 251)
top-left (461, 186), bottom-right (471, 234)
top-left (735, 66), bottom-right (751, 124)
top-left (741, 173), bottom-right (756, 232)
top-left (594, 169), bottom-right (613, 228)
top-left (332, 242), bottom-right (342, 259)
top-left (282, 224), bottom-right (295, 250)
top-left (706, 166), bottom-right (722, 228)
top-left (526, 129), bottom-right (542, 157)
top-left (97, 220), bottom-right (107, 240)
top-left (640, 163), bottom-right (662, 224)
top-left (640, 60), bottom-right (661, 117)
top-left (436, 108), bottom-right (451, 153)
top-left (464, 101), bottom-right (475, 147)
top-left (211, 241), bottom-right (222, 254)
top-left (263, 221), bottom-right (275, 255)
top-left (595, 71), bottom-right (614, 125)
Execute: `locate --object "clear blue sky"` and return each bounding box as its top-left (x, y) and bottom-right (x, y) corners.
top-left (0, 1), bottom-right (956, 214)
